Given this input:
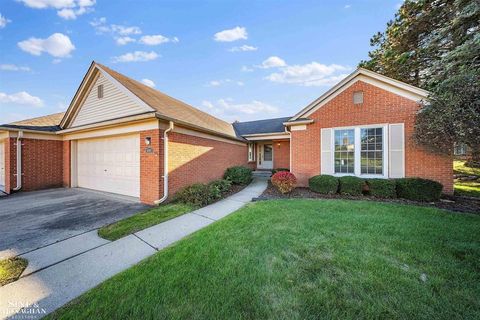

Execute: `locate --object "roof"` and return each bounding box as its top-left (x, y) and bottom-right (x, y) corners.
top-left (290, 67), bottom-right (430, 121)
top-left (1, 112), bottom-right (65, 132)
top-left (95, 63), bottom-right (238, 138)
top-left (233, 117), bottom-right (291, 136)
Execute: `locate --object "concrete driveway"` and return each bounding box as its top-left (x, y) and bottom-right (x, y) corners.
top-left (0, 188), bottom-right (149, 259)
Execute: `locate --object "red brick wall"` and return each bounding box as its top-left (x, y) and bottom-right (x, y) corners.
top-left (168, 132), bottom-right (249, 196)
top-left (21, 138), bottom-right (64, 191)
top-left (62, 140), bottom-right (71, 187)
top-left (273, 140), bottom-right (290, 170)
top-left (291, 80), bottom-right (453, 193)
top-left (4, 138), bottom-right (15, 192)
top-left (140, 129), bottom-right (164, 204)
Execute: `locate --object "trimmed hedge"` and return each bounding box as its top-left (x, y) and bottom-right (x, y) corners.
top-left (309, 175), bottom-right (339, 194)
top-left (366, 179), bottom-right (397, 198)
top-left (272, 168), bottom-right (290, 175)
top-left (174, 179), bottom-right (233, 206)
top-left (224, 166), bottom-right (252, 185)
top-left (338, 176), bottom-right (365, 196)
top-left (396, 178), bottom-right (443, 202)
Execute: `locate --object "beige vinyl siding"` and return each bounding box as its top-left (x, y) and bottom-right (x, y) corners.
top-left (71, 73), bottom-right (152, 127)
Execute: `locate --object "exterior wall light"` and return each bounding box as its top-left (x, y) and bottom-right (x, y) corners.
top-left (145, 137), bottom-right (152, 145)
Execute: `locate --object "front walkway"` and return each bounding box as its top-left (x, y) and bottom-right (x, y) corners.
top-left (0, 178), bottom-right (268, 319)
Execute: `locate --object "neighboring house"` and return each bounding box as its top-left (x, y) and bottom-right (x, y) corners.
top-left (0, 62), bottom-right (453, 203)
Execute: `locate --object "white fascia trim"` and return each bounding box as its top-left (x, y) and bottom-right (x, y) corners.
top-left (244, 133), bottom-right (290, 141)
top-left (291, 68), bottom-right (429, 120)
top-left (283, 119), bottom-right (314, 126)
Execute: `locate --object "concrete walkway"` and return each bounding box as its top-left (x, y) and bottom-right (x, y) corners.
top-left (0, 178), bottom-right (267, 319)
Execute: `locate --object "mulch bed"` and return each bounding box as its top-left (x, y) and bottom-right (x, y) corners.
top-left (258, 181), bottom-right (480, 215)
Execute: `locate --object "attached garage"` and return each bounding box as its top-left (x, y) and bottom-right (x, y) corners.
top-left (0, 141), bottom-right (4, 191)
top-left (76, 134), bottom-right (140, 197)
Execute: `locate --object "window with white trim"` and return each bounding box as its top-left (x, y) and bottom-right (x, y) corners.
top-left (248, 143), bottom-right (255, 161)
top-left (334, 129), bottom-right (355, 173)
top-left (333, 125), bottom-right (386, 177)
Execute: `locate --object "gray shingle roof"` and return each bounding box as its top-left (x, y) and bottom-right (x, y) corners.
top-left (233, 117), bottom-right (291, 136)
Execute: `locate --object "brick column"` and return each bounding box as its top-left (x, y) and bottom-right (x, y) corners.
top-left (63, 140), bottom-right (71, 187)
top-left (5, 137), bottom-right (17, 193)
top-left (140, 129), bottom-right (164, 204)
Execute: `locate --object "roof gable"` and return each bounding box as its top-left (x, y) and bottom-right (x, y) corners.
top-left (290, 68), bottom-right (429, 121)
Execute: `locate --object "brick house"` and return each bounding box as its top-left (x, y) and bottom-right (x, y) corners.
top-left (0, 63), bottom-right (453, 204)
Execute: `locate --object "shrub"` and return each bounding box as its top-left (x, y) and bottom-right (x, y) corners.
top-left (224, 166), bottom-right (252, 185)
top-left (309, 175), bottom-right (339, 194)
top-left (271, 171), bottom-right (297, 194)
top-left (366, 179), bottom-right (397, 198)
top-left (173, 183), bottom-right (210, 207)
top-left (208, 179), bottom-right (232, 200)
top-left (396, 178), bottom-right (443, 202)
top-left (272, 168), bottom-right (290, 175)
top-left (338, 176), bottom-right (365, 196)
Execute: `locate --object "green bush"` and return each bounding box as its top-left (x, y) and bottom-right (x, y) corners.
top-left (308, 175), bottom-right (339, 194)
top-left (224, 166), bottom-right (252, 185)
top-left (366, 179), bottom-right (397, 198)
top-left (396, 178), bottom-right (443, 202)
top-left (338, 176), bottom-right (365, 196)
top-left (173, 184), bottom-right (210, 207)
top-left (208, 179), bottom-right (232, 200)
top-left (272, 168), bottom-right (289, 175)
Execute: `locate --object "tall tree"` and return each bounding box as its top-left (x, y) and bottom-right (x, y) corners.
top-left (360, 0), bottom-right (480, 165)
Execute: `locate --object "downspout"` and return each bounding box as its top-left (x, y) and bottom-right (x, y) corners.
top-left (154, 121), bottom-right (174, 205)
top-left (285, 126), bottom-right (292, 171)
top-left (13, 131), bottom-right (23, 191)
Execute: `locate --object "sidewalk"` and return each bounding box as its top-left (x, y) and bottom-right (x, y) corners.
top-left (0, 178), bottom-right (267, 319)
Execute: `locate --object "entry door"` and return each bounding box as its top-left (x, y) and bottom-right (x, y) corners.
top-left (257, 143), bottom-right (273, 169)
top-left (77, 134), bottom-right (140, 197)
top-left (0, 142), bottom-right (4, 189)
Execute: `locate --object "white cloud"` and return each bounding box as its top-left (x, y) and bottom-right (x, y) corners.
top-left (111, 24), bottom-right (141, 36)
top-left (90, 17), bottom-right (141, 36)
top-left (0, 91), bottom-right (44, 107)
top-left (18, 33), bottom-right (75, 58)
top-left (141, 78), bottom-right (155, 88)
top-left (139, 35), bottom-right (179, 45)
top-left (0, 64), bottom-right (31, 72)
top-left (200, 98), bottom-right (279, 122)
top-left (265, 62), bottom-right (350, 86)
top-left (112, 51), bottom-right (159, 63)
top-left (213, 26), bottom-right (247, 42)
top-left (205, 79), bottom-right (244, 87)
top-left (0, 13), bottom-right (11, 28)
top-left (207, 80), bottom-right (221, 87)
top-left (344, 4), bottom-right (351, 9)
top-left (241, 65), bottom-right (254, 72)
top-left (19, 0), bottom-right (95, 19)
top-left (229, 45), bottom-right (257, 52)
top-left (260, 56), bottom-right (287, 68)
top-left (115, 36), bottom-right (136, 45)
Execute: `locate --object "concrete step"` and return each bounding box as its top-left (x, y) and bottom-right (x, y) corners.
top-left (252, 171), bottom-right (272, 177)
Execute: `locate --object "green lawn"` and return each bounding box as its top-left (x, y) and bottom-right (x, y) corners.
top-left (98, 203), bottom-right (194, 241)
top-left (0, 257), bottom-right (28, 287)
top-left (455, 180), bottom-right (480, 198)
top-left (454, 160), bottom-right (480, 176)
top-left (51, 200), bottom-right (480, 320)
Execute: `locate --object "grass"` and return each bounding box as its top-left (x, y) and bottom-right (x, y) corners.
top-left (0, 257), bottom-right (28, 286)
top-left (98, 203), bottom-right (194, 241)
top-left (455, 180), bottom-right (480, 198)
top-left (49, 199), bottom-right (480, 320)
top-left (454, 160), bottom-right (480, 176)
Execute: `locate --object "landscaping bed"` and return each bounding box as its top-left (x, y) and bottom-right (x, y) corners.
top-left (0, 257), bottom-right (28, 287)
top-left (260, 181), bottom-right (480, 214)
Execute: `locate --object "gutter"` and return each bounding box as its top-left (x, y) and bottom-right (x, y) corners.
top-left (154, 121), bottom-right (174, 205)
top-left (13, 131), bottom-right (23, 191)
top-left (285, 126), bottom-right (292, 171)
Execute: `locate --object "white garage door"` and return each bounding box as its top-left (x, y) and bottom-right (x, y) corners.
top-left (0, 142), bottom-right (5, 189)
top-left (77, 134), bottom-right (140, 197)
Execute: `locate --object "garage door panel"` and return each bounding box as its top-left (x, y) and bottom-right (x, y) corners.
top-left (77, 134), bottom-right (140, 197)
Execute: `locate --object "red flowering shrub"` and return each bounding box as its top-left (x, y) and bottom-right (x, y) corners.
top-left (271, 171), bottom-right (297, 194)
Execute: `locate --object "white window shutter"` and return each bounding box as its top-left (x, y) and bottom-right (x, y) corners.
top-left (389, 123), bottom-right (405, 178)
top-left (321, 128), bottom-right (333, 174)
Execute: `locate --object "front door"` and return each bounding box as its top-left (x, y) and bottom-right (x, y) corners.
top-left (257, 143), bottom-right (273, 170)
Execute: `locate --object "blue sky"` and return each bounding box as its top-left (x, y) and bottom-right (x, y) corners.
top-left (0, 0), bottom-right (401, 124)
